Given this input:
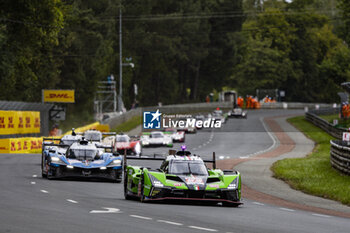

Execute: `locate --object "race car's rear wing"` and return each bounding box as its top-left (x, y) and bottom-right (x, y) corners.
top-left (122, 150), bottom-right (216, 172)
top-left (42, 138), bottom-right (70, 151)
top-left (95, 144), bottom-right (114, 153)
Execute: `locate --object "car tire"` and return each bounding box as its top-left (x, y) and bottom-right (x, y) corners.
top-left (124, 179), bottom-right (132, 200)
top-left (114, 170), bottom-right (122, 183)
top-left (139, 173), bottom-right (146, 202)
top-left (41, 155), bottom-right (47, 178)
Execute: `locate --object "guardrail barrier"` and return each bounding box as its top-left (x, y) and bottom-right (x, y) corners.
top-left (305, 109), bottom-right (345, 140)
top-left (330, 140), bottom-right (350, 175)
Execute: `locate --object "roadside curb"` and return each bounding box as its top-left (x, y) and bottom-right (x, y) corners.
top-left (217, 115), bottom-right (350, 218)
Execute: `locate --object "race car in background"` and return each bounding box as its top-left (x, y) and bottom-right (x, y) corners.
top-left (41, 138), bottom-right (123, 182)
top-left (177, 118), bottom-right (197, 133)
top-left (141, 131), bottom-right (173, 147)
top-left (123, 146), bottom-right (242, 207)
top-left (228, 107), bottom-right (247, 118)
top-left (83, 129), bottom-right (116, 144)
top-left (195, 114), bottom-right (206, 129)
top-left (60, 133), bottom-right (83, 145)
top-left (209, 109), bottom-right (227, 124)
top-left (106, 134), bottom-right (142, 156)
top-left (164, 128), bottom-right (185, 143)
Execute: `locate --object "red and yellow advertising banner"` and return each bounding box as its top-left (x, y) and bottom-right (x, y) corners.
top-left (0, 111), bottom-right (40, 135)
top-left (0, 139), bottom-right (10, 153)
top-left (0, 122), bottom-right (110, 154)
top-left (0, 137), bottom-right (43, 154)
top-left (42, 89), bottom-right (75, 103)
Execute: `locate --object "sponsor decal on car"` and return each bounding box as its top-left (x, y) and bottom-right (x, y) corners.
top-left (185, 175), bottom-right (204, 185)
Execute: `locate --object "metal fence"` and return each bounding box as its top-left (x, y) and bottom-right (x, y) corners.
top-left (305, 108), bottom-right (345, 140)
top-left (0, 100), bottom-right (53, 138)
top-left (330, 140), bottom-right (350, 175)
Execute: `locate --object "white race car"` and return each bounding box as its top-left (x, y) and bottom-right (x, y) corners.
top-left (209, 110), bottom-right (226, 124)
top-left (164, 128), bottom-right (185, 142)
top-left (228, 108), bottom-right (247, 118)
top-left (141, 131), bottom-right (173, 147)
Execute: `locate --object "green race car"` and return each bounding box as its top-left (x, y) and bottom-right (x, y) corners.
top-left (123, 147), bottom-right (242, 207)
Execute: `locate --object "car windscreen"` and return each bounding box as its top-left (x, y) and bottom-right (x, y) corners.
top-left (84, 133), bottom-right (101, 141)
top-left (117, 136), bottom-right (129, 142)
top-left (151, 133), bottom-right (163, 138)
top-left (61, 139), bottom-right (76, 146)
top-left (69, 149), bottom-right (97, 160)
top-left (169, 161), bottom-right (208, 176)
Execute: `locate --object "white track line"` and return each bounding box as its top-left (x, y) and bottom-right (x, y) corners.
top-left (66, 199), bottom-right (78, 204)
top-left (40, 190), bottom-right (49, 193)
top-left (242, 117), bottom-right (277, 158)
top-left (157, 220), bottom-right (183, 226)
top-left (312, 213), bottom-right (331, 218)
top-left (30, 182), bottom-right (36, 185)
top-left (32, 175), bottom-right (37, 178)
top-left (129, 215), bottom-right (152, 220)
top-left (252, 202), bottom-right (264, 206)
top-left (188, 226), bottom-right (218, 232)
top-left (279, 208), bottom-right (295, 212)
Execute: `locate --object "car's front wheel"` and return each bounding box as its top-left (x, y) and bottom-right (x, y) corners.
top-left (114, 170), bottom-right (122, 183)
top-left (41, 154), bottom-right (47, 178)
top-left (124, 178), bottom-right (132, 200)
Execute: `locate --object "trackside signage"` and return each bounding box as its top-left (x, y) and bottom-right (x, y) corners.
top-left (42, 89), bottom-right (75, 103)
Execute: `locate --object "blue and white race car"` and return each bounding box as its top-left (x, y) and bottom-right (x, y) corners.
top-left (41, 138), bottom-right (123, 182)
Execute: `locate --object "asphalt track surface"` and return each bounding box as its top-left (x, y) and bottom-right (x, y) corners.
top-left (1, 109), bottom-right (350, 233)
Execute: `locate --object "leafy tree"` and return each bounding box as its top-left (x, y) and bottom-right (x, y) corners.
top-left (0, 0), bottom-right (64, 101)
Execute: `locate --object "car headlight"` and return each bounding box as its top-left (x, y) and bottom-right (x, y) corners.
top-left (113, 160), bottom-right (121, 165)
top-left (51, 157), bottom-right (60, 162)
top-left (227, 177), bottom-right (239, 190)
top-left (67, 165), bottom-right (74, 169)
top-left (142, 141), bottom-right (149, 145)
top-left (149, 174), bottom-right (164, 188)
top-left (153, 180), bottom-right (164, 187)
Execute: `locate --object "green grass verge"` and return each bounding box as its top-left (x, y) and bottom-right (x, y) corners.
top-left (271, 116), bottom-right (350, 205)
top-left (319, 113), bottom-right (350, 128)
top-left (112, 116), bottom-right (142, 133)
top-left (319, 113), bottom-right (339, 123)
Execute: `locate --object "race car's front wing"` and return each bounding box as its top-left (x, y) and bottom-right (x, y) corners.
top-left (143, 186), bottom-right (242, 205)
top-left (48, 164), bottom-right (122, 180)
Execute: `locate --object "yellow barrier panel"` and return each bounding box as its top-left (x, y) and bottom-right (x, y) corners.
top-left (0, 139), bottom-right (10, 153)
top-left (0, 137), bottom-right (43, 154)
top-left (0, 110), bottom-right (40, 135)
top-left (0, 122), bottom-right (109, 154)
top-left (96, 124), bottom-right (110, 132)
top-left (63, 122), bottom-right (101, 136)
top-left (28, 137), bottom-right (43, 154)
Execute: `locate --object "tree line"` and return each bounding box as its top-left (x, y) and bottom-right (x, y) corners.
top-left (1, 0), bottom-right (350, 113)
